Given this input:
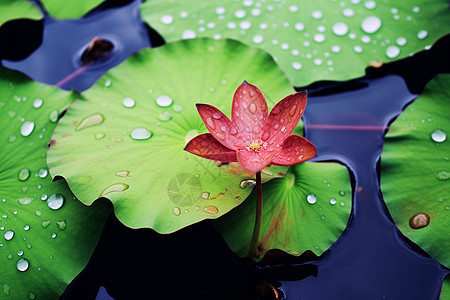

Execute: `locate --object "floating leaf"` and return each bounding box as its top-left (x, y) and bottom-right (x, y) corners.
top-left (141, 0), bottom-right (449, 86)
top-left (0, 0), bottom-right (42, 26)
top-left (0, 67), bottom-right (110, 298)
top-left (214, 161), bottom-right (352, 258)
top-left (381, 74), bottom-right (450, 268)
top-left (40, 0), bottom-right (105, 19)
top-left (47, 38), bottom-right (295, 233)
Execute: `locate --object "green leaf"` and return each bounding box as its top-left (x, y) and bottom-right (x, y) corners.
top-left (0, 67), bottom-right (110, 298)
top-left (0, 0), bottom-right (42, 26)
top-left (141, 0), bottom-right (449, 86)
top-left (40, 0), bottom-right (105, 19)
top-left (47, 38), bottom-right (294, 233)
top-left (214, 161), bottom-right (352, 258)
top-left (381, 74), bottom-right (450, 268)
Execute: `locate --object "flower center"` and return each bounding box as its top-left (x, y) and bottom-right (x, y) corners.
top-left (247, 140), bottom-right (261, 152)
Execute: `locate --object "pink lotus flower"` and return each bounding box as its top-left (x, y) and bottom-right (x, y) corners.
top-left (185, 81), bottom-right (317, 173)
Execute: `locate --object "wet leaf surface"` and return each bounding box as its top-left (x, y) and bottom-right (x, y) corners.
top-left (0, 67), bottom-right (110, 299)
top-left (215, 161), bottom-right (352, 259)
top-left (47, 38), bottom-right (294, 233)
top-left (0, 0), bottom-right (42, 26)
top-left (381, 74), bottom-right (450, 268)
top-left (141, 0), bottom-right (449, 86)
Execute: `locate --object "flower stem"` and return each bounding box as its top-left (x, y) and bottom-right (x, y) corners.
top-left (248, 171), bottom-right (262, 258)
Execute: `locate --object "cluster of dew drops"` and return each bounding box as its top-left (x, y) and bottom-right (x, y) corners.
top-left (156, 0), bottom-right (430, 73)
top-left (2, 95), bottom-right (66, 285)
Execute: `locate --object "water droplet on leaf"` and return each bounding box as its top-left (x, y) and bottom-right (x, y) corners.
top-left (76, 113), bottom-right (104, 131)
top-left (239, 179), bottom-right (256, 189)
top-left (100, 183), bottom-right (129, 197)
top-left (20, 121), bottom-right (35, 136)
top-left (431, 129), bottom-right (446, 143)
top-left (203, 206), bottom-right (218, 214)
top-left (130, 128), bottom-right (152, 140)
top-left (173, 207), bottom-right (181, 216)
top-left (409, 213), bottom-right (430, 229)
top-left (385, 45), bottom-right (400, 58)
top-left (18, 168), bottom-right (31, 181)
top-left (4, 230), bottom-right (14, 241)
top-left (56, 220), bottom-right (67, 231)
top-left (306, 194), bottom-right (317, 204)
top-left (122, 97), bottom-right (136, 108)
top-left (47, 193), bottom-right (64, 210)
top-left (156, 95), bottom-right (173, 107)
top-left (33, 99), bottom-right (43, 108)
top-left (361, 16), bottom-right (382, 34)
top-left (16, 257), bottom-right (30, 272)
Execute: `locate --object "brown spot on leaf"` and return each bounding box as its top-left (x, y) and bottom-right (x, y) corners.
top-left (409, 212), bottom-right (430, 229)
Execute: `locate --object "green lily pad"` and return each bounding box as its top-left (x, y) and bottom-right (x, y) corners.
top-left (47, 38), bottom-right (295, 233)
top-left (0, 67), bottom-right (110, 298)
top-left (0, 0), bottom-right (42, 26)
top-left (214, 161), bottom-right (352, 258)
top-left (381, 74), bottom-right (450, 268)
top-left (141, 0), bottom-right (449, 86)
top-left (41, 0), bottom-right (105, 19)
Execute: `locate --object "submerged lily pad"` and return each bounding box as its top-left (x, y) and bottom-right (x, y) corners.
top-left (141, 0), bottom-right (449, 86)
top-left (381, 74), bottom-right (450, 268)
top-left (40, 0), bottom-right (105, 19)
top-left (0, 0), bottom-right (42, 25)
top-left (47, 38), bottom-right (295, 233)
top-left (214, 161), bottom-right (352, 258)
top-left (0, 67), bottom-right (110, 299)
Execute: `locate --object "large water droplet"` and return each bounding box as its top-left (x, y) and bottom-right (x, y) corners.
top-left (4, 230), bottom-right (14, 241)
top-left (18, 168), bottom-right (31, 181)
top-left (122, 97), bottom-right (136, 108)
top-left (332, 22), bottom-right (348, 36)
top-left (173, 207), bottom-right (181, 216)
top-left (130, 128), bottom-right (152, 140)
top-left (100, 183), bottom-right (129, 197)
top-left (49, 109), bottom-right (59, 123)
top-left (37, 168), bottom-right (48, 178)
top-left (312, 10), bottom-right (323, 19)
top-left (33, 99), bottom-right (43, 108)
top-left (47, 193), bottom-right (64, 210)
top-left (156, 95), bottom-right (173, 107)
top-left (160, 15), bottom-right (173, 24)
top-left (252, 34), bottom-right (264, 44)
top-left (361, 16), bottom-right (382, 34)
top-left (365, 1), bottom-right (376, 9)
top-left (330, 198), bottom-right (337, 205)
top-left (201, 192), bottom-right (210, 200)
top-left (431, 129), bottom-right (446, 143)
top-left (313, 33), bottom-right (325, 43)
top-left (203, 206), bottom-right (218, 214)
top-left (417, 30), bottom-right (428, 40)
top-left (396, 37), bottom-right (407, 46)
top-left (182, 30), bottom-right (196, 39)
top-left (292, 62), bottom-right (302, 70)
top-left (16, 258), bottom-right (29, 272)
top-left (306, 194), bottom-right (317, 204)
top-left (385, 45), bottom-right (400, 58)
top-left (409, 212), bottom-right (430, 229)
top-left (20, 121), bottom-right (35, 136)
top-left (239, 179), bottom-right (256, 189)
top-left (76, 113), bottom-right (104, 131)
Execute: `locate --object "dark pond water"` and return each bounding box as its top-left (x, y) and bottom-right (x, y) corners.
top-left (1, 0), bottom-right (448, 299)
